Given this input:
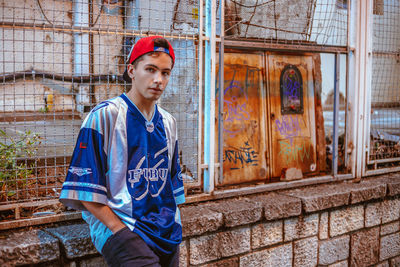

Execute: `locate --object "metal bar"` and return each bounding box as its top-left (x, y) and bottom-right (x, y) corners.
top-left (223, 40), bottom-right (348, 53)
top-left (197, 0), bottom-right (204, 186)
top-left (344, 54), bottom-right (349, 172)
top-left (0, 199), bottom-right (60, 211)
top-left (217, 0), bottom-right (225, 184)
top-left (347, 0), bottom-right (357, 177)
top-left (344, 1), bottom-right (352, 172)
top-left (372, 51), bottom-right (400, 56)
top-left (362, 0), bottom-right (374, 176)
top-left (0, 22), bottom-right (197, 40)
top-left (365, 167), bottom-right (400, 176)
top-left (203, 0), bottom-right (216, 193)
top-left (354, 0), bottom-right (373, 178)
top-left (367, 157), bottom-right (400, 165)
top-left (0, 70), bottom-right (125, 83)
top-left (185, 174), bottom-right (354, 204)
top-left (332, 53), bottom-right (340, 176)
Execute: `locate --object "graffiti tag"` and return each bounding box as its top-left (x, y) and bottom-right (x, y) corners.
top-left (278, 139), bottom-right (311, 165)
top-left (283, 76), bottom-right (301, 104)
top-left (275, 115), bottom-right (303, 144)
top-left (224, 141), bottom-right (259, 170)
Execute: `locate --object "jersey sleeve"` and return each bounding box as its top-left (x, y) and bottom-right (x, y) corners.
top-left (171, 139), bottom-right (185, 205)
top-left (59, 107), bottom-right (110, 211)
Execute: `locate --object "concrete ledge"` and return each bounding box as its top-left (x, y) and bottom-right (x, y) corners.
top-left (281, 183), bottom-right (351, 213)
top-left (204, 197), bottom-right (263, 227)
top-left (181, 205), bottom-right (223, 237)
top-left (1, 174), bottom-right (400, 266)
top-left (247, 192), bottom-right (302, 221)
top-left (348, 179), bottom-right (387, 204)
top-left (0, 229), bottom-right (59, 266)
top-left (45, 223), bottom-right (98, 259)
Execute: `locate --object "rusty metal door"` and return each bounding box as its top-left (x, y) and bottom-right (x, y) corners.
top-left (267, 54), bottom-right (317, 180)
top-left (216, 53), bottom-right (268, 185)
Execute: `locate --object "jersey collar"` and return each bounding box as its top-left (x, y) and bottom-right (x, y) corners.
top-left (120, 93), bottom-right (161, 127)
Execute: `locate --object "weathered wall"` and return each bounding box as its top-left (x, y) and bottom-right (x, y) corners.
top-left (1, 173), bottom-right (400, 266)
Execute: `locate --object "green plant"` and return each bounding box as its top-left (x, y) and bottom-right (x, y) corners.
top-left (0, 129), bottom-right (42, 199)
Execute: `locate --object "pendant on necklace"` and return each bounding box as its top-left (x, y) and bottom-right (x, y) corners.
top-left (146, 121), bottom-right (154, 133)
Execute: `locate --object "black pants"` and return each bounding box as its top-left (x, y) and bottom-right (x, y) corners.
top-left (101, 227), bottom-right (179, 267)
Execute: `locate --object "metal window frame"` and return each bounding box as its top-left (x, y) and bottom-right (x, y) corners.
top-left (201, 0), bottom-right (358, 195)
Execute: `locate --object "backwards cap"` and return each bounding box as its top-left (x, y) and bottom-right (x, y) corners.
top-left (123, 36), bottom-right (175, 82)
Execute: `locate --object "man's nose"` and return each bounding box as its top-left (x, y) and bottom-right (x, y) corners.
top-left (154, 71), bottom-right (162, 84)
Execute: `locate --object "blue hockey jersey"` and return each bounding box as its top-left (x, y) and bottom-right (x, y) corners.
top-left (60, 93), bottom-right (185, 255)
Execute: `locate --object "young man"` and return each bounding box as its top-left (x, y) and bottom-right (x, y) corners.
top-left (59, 36), bottom-right (185, 267)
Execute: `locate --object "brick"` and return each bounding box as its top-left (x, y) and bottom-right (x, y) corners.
top-left (45, 223), bottom-right (97, 259)
top-left (382, 198), bottom-right (400, 224)
top-left (248, 193), bottom-right (301, 220)
top-left (348, 180), bottom-right (386, 204)
top-left (284, 213), bottom-right (318, 241)
top-left (251, 220), bottom-right (283, 249)
top-left (365, 202), bottom-right (383, 227)
top-left (239, 243), bottom-right (292, 267)
top-left (0, 229), bottom-right (59, 266)
top-left (199, 257), bottom-right (239, 267)
top-left (179, 240), bottom-right (188, 267)
top-left (328, 260), bottom-right (348, 267)
top-left (181, 205), bottom-right (223, 237)
top-left (390, 256), bottom-right (400, 267)
top-left (190, 228), bottom-right (250, 265)
top-left (319, 235), bottom-right (350, 265)
top-left (293, 236), bottom-right (318, 267)
top-left (319, 212), bottom-right (329, 239)
top-left (350, 227), bottom-right (379, 267)
top-left (205, 197), bottom-right (262, 227)
top-left (380, 233), bottom-right (400, 261)
top-left (383, 175), bottom-right (400, 196)
top-left (330, 205), bottom-right (364, 237)
top-left (79, 257), bottom-right (107, 267)
top-left (282, 184), bottom-right (350, 213)
top-left (381, 221), bottom-right (400, 236)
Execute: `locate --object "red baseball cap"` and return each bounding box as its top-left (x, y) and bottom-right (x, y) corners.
top-left (123, 36), bottom-right (175, 82)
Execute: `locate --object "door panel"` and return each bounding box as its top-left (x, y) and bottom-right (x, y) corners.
top-left (267, 54), bottom-right (317, 179)
top-left (216, 53), bottom-right (267, 185)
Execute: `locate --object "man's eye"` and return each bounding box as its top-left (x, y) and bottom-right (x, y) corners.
top-left (146, 68), bottom-right (155, 72)
top-left (162, 72), bottom-right (170, 77)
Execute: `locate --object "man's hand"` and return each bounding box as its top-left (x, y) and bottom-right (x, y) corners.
top-left (81, 201), bottom-right (126, 234)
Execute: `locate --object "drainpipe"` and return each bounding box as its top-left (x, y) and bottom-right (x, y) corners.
top-left (74, 0), bottom-right (90, 113)
top-left (125, 0), bottom-right (140, 31)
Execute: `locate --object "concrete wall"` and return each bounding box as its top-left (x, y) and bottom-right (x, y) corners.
top-left (1, 173), bottom-right (400, 266)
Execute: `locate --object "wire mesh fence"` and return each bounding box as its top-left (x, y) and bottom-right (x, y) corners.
top-left (223, 0), bottom-right (348, 46)
top-left (0, 0), bottom-right (199, 207)
top-left (0, 0), bottom-right (355, 215)
top-left (368, 0), bottom-right (400, 170)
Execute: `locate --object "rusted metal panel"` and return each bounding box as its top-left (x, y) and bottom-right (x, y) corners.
top-left (267, 54), bottom-right (317, 179)
top-left (216, 53), bottom-right (267, 185)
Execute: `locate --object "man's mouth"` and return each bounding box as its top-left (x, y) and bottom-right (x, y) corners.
top-left (149, 87), bottom-right (162, 92)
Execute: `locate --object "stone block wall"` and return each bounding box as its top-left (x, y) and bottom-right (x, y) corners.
top-left (1, 174), bottom-right (400, 266)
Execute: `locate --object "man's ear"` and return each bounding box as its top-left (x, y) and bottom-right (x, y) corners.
top-left (127, 64), bottom-right (135, 80)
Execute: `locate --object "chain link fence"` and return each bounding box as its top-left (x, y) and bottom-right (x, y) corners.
top-left (0, 0), bottom-right (199, 212)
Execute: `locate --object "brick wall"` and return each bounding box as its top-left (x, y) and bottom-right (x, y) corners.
top-left (1, 173), bottom-right (400, 266)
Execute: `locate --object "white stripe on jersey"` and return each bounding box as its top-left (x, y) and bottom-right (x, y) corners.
top-left (154, 146), bottom-right (168, 158)
top-left (63, 181), bottom-right (107, 193)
